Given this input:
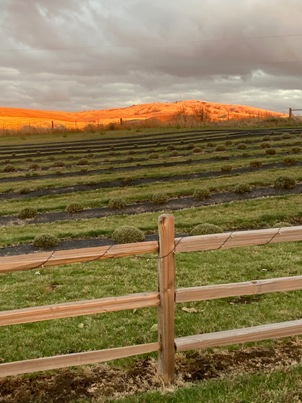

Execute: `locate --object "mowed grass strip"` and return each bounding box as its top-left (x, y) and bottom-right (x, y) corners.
top-left (0, 193), bottom-right (302, 247)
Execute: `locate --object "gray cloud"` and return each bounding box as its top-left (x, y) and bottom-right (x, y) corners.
top-left (0, 0), bottom-right (302, 113)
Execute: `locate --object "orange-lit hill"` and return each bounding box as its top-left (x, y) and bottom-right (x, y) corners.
top-left (0, 100), bottom-right (286, 130)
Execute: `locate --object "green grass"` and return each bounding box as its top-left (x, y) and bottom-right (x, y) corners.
top-left (1, 241), bottom-right (302, 363)
top-left (1, 126), bottom-right (302, 400)
top-left (114, 364), bottom-right (302, 402)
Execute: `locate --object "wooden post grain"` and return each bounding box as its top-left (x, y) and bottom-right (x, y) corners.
top-left (157, 214), bottom-right (176, 384)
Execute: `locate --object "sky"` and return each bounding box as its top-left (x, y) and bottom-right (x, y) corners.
top-left (0, 0), bottom-right (302, 113)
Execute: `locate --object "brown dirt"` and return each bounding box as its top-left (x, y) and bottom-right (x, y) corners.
top-left (1, 338), bottom-right (302, 402)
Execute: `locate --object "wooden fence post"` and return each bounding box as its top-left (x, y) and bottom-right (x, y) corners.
top-left (157, 214), bottom-right (176, 384)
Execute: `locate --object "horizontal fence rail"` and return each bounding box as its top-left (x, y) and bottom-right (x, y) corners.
top-left (175, 319), bottom-right (302, 351)
top-left (1, 218), bottom-right (302, 383)
top-left (0, 343), bottom-right (160, 378)
top-left (0, 241), bottom-right (158, 273)
top-left (175, 225), bottom-right (302, 253)
top-left (176, 275), bottom-right (302, 303)
top-left (0, 292), bottom-right (159, 327)
top-left (1, 225), bottom-right (302, 274)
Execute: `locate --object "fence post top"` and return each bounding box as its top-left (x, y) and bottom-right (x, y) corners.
top-left (158, 214), bottom-right (174, 223)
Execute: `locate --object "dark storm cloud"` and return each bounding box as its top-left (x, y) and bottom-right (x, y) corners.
top-left (0, 0), bottom-right (301, 112)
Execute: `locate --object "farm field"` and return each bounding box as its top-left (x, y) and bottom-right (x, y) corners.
top-left (1, 125), bottom-right (302, 402)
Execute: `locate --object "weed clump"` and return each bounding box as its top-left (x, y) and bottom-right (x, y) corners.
top-left (192, 147), bottom-right (202, 154)
top-left (112, 226), bottom-right (145, 244)
top-left (274, 176), bottom-right (296, 190)
top-left (18, 207), bottom-right (37, 219)
top-left (193, 189), bottom-right (211, 200)
top-left (65, 203), bottom-right (84, 213)
top-left (108, 199), bottom-right (126, 209)
top-left (234, 183), bottom-right (251, 193)
top-left (33, 234), bottom-right (59, 248)
top-left (191, 223), bottom-right (223, 236)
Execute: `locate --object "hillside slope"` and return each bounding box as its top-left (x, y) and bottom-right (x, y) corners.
top-left (0, 100), bottom-right (285, 130)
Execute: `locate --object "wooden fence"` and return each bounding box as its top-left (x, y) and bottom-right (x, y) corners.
top-left (1, 215), bottom-right (302, 384)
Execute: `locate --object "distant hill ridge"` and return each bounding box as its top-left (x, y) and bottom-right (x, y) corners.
top-left (0, 100), bottom-right (285, 130)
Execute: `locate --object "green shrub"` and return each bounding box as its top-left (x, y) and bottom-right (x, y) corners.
top-left (215, 145), bottom-right (226, 151)
top-left (193, 189), bottom-right (211, 200)
top-left (292, 147), bottom-right (301, 154)
top-left (282, 133), bottom-right (292, 139)
top-left (261, 142), bottom-right (271, 149)
top-left (122, 177), bottom-right (133, 186)
top-left (234, 183), bottom-right (251, 193)
top-left (167, 144), bottom-right (176, 151)
top-left (191, 223), bottom-right (223, 236)
top-left (112, 226), bottom-right (145, 244)
top-left (33, 234), bottom-right (59, 248)
top-left (18, 208), bottom-right (37, 219)
top-left (250, 160), bottom-right (263, 168)
top-left (52, 161), bottom-right (65, 167)
top-left (3, 164), bottom-right (16, 172)
top-left (237, 143), bottom-right (247, 150)
top-left (149, 153), bottom-right (159, 159)
top-left (241, 153), bottom-right (250, 158)
top-left (77, 158), bottom-right (89, 165)
top-left (169, 150), bottom-right (180, 157)
top-left (263, 136), bottom-right (271, 142)
top-left (225, 140), bottom-right (232, 145)
top-left (152, 193), bottom-right (169, 205)
top-left (28, 163), bottom-right (40, 170)
top-left (108, 199), bottom-right (126, 209)
top-left (206, 142), bottom-right (214, 148)
top-left (19, 187), bottom-right (31, 194)
top-left (283, 157), bottom-right (297, 166)
top-left (186, 143), bottom-right (195, 149)
top-left (274, 176), bottom-right (296, 190)
top-left (220, 165), bottom-right (233, 173)
top-left (192, 147), bottom-right (202, 154)
top-left (265, 148), bottom-right (277, 155)
top-left (65, 203), bottom-right (83, 213)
